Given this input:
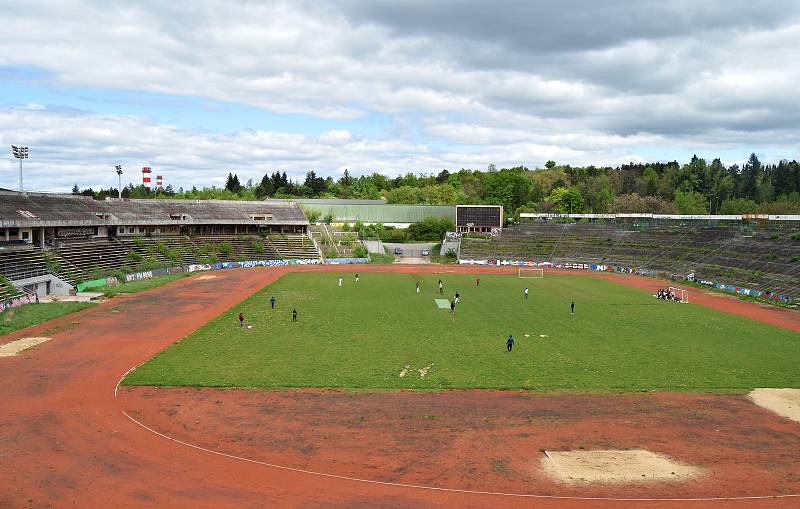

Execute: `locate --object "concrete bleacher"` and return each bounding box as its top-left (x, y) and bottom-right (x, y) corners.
top-left (53, 238), bottom-right (131, 283)
top-left (121, 234), bottom-right (316, 265)
top-left (266, 234), bottom-right (320, 259)
top-left (0, 246), bottom-right (50, 281)
top-left (0, 191), bottom-right (317, 293)
top-left (460, 223), bottom-right (800, 299)
top-left (119, 236), bottom-right (199, 266)
top-left (192, 235), bottom-right (280, 262)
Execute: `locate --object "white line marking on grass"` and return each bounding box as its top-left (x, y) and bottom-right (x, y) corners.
top-left (114, 361), bottom-right (148, 397)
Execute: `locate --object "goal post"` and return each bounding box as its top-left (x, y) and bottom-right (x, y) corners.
top-left (668, 286), bottom-right (689, 303)
top-left (519, 267), bottom-right (544, 278)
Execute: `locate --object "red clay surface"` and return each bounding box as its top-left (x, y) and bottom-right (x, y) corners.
top-left (1, 264), bottom-right (799, 509)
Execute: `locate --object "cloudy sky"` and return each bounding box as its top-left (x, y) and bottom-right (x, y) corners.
top-left (1, 0), bottom-right (799, 192)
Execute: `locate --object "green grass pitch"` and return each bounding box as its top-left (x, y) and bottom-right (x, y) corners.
top-left (124, 272), bottom-right (800, 391)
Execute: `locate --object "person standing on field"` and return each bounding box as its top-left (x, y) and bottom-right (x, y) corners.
top-left (338, 276), bottom-right (343, 287)
top-left (355, 273), bottom-right (359, 283)
top-left (571, 301), bottom-right (574, 314)
top-left (454, 291), bottom-right (460, 304)
top-left (238, 312), bottom-right (244, 327)
top-left (506, 334), bottom-right (514, 352)
top-left (292, 308), bottom-right (297, 322)
top-left (524, 287), bottom-right (529, 300)
top-left (270, 296), bottom-right (276, 309)
top-left (450, 299), bottom-right (456, 317)
top-left (476, 277), bottom-right (480, 287)
top-left (416, 281), bottom-right (420, 294)
top-left (438, 280), bottom-right (443, 294)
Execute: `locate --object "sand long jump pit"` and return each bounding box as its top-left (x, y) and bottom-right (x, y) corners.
top-left (749, 388), bottom-right (800, 423)
top-left (0, 337), bottom-right (52, 357)
top-left (542, 449), bottom-right (701, 484)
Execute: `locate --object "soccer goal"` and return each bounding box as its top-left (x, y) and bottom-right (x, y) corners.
top-left (519, 267), bottom-right (544, 278)
top-left (668, 286), bottom-right (689, 303)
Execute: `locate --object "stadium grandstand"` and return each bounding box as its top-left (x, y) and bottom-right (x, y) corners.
top-left (458, 212), bottom-right (800, 301)
top-left (0, 190), bottom-right (317, 297)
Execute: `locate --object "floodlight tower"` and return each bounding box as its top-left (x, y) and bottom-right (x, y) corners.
top-left (115, 165), bottom-right (123, 199)
top-left (11, 145), bottom-right (29, 191)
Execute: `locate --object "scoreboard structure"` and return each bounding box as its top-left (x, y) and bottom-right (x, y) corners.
top-left (456, 205), bottom-right (503, 233)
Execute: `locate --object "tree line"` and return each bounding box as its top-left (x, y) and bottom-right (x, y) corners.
top-left (71, 154), bottom-right (800, 216)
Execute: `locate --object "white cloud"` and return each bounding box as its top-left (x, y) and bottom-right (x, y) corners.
top-left (0, 107), bottom-right (657, 192)
top-left (1, 1), bottom-right (800, 185)
top-left (318, 129), bottom-right (352, 145)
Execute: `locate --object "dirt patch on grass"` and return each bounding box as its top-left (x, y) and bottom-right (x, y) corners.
top-left (0, 337), bottom-right (51, 357)
top-left (542, 449), bottom-right (700, 484)
top-left (749, 388), bottom-right (800, 423)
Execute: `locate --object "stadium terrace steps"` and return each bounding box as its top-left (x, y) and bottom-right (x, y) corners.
top-left (0, 277), bottom-right (23, 302)
top-left (53, 238), bottom-right (131, 283)
top-left (266, 234), bottom-right (320, 259)
top-left (47, 233), bottom-right (318, 285)
top-left (120, 234), bottom-right (284, 265)
top-left (192, 235), bottom-right (280, 262)
top-left (459, 224), bottom-right (800, 299)
top-left (0, 246), bottom-right (49, 281)
top-left (120, 236), bottom-right (202, 266)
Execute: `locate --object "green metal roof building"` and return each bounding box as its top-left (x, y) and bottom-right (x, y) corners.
top-left (273, 200), bottom-right (456, 224)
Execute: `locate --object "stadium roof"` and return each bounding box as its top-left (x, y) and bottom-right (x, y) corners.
top-left (0, 190), bottom-right (308, 227)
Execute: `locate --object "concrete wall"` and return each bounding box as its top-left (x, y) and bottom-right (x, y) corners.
top-left (12, 274), bottom-right (74, 297)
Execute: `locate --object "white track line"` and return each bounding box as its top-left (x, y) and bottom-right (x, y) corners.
top-left (115, 370), bottom-right (800, 502)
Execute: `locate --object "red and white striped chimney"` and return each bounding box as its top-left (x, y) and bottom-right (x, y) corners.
top-left (142, 167), bottom-right (152, 190)
top-left (156, 175), bottom-right (163, 190)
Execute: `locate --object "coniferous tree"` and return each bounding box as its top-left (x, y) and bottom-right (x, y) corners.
top-left (741, 153), bottom-right (761, 200)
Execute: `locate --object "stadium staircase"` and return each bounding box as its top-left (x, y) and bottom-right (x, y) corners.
top-left (266, 234), bottom-right (321, 259)
top-left (460, 223), bottom-right (800, 300)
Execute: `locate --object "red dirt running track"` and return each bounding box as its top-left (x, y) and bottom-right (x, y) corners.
top-left (1, 265), bottom-right (799, 509)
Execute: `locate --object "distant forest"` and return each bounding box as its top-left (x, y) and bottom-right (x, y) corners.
top-left (74, 153), bottom-right (800, 217)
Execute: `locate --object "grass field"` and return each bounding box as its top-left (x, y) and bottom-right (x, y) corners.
top-left (0, 302), bottom-right (95, 337)
top-left (124, 272), bottom-right (800, 391)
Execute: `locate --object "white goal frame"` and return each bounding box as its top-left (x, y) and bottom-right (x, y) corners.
top-left (519, 267), bottom-right (544, 278)
top-left (668, 286), bottom-right (689, 303)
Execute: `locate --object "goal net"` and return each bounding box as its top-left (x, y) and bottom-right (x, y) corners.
top-left (519, 267), bottom-right (544, 278)
top-left (668, 286), bottom-right (689, 303)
